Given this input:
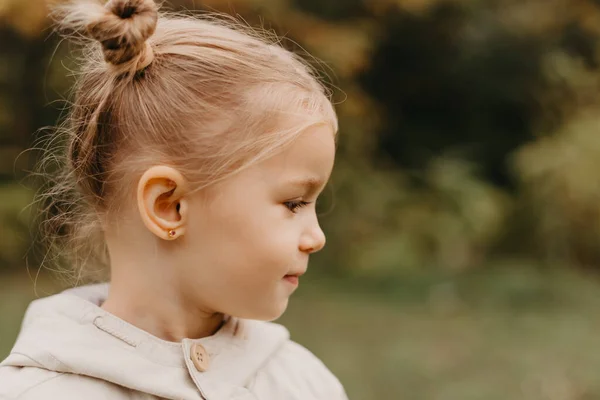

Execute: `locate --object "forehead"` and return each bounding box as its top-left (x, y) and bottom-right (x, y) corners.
top-left (200, 123), bottom-right (336, 203)
top-left (260, 123), bottom-right (336, 183)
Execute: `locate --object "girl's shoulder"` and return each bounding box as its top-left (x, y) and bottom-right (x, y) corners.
top-left (0, 364), bottom-right (141, 400)
top-left (249, 338), bottom-right (348, 400)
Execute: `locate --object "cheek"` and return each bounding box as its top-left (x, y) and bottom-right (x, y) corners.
top-left (186, 201), bottom-right (297, 272)
top-left (227, 211), bottom-right (298, 272)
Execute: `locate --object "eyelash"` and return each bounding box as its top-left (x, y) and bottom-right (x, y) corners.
top-left (284, 200), bottom-right (312, 213)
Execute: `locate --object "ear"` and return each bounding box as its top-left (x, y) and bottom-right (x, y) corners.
top-left (137, 165), bottom-right (189, 241)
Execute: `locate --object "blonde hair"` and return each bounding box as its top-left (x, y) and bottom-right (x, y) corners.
top-left (35, 0), bottom-right (337, 283)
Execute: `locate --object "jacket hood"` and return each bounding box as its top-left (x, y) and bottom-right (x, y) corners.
top-left (2, 284), bottom-right (290, 399)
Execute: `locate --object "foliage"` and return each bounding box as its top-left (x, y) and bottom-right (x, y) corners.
top-left (515, 111), bottom-right (600, 267)
top-left (0, 183), bottom-right (34, 270)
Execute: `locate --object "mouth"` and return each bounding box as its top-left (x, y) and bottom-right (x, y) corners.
top-left (283, 270), bottom-right (305, 286)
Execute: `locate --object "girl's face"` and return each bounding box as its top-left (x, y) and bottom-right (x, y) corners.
top-left (178, 123), bottom-right (335, 321)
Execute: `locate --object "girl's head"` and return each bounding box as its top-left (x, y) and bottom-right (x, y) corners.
top-left (41, 0), bottom-right (337, 321)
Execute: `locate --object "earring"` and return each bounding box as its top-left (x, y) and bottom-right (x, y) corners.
top-left (168, 229), bottom-right (177, 239)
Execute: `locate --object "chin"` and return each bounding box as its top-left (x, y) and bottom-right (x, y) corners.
top-left (245, 298), bottom-right (290, 322)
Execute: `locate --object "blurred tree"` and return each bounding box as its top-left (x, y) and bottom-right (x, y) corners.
top-left (359, 2), bottom-right (550, 187)
top-left (291, 0), bottom-right (367, 21)
top-left (0, 0), bottom-right (57, 182)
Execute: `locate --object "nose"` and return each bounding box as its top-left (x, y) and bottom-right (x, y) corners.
top-left (299, 222), bottom-right (326, 254)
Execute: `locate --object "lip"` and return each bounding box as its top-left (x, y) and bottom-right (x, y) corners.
top-left (283, 275), bottom-right (300, 286)
top-left (283, 270), bottom-right (305, 286)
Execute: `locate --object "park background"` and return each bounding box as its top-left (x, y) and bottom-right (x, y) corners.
top-left (3, 0), bottom-right (600, 398)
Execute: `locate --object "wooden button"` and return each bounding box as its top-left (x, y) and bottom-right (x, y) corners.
top-left (190, 343), bottom-right (210, 372)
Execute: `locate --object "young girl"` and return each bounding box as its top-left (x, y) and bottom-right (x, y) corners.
top-left (0, 0), bottom-right (347, 399)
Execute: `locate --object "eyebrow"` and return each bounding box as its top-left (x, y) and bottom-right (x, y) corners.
top-left (287, 177), bottom-right (327, 195)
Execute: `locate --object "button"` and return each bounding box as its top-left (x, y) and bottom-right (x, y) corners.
top-left (190, 343), bottom-right (210, 372)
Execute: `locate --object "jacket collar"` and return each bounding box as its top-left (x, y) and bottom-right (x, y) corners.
top-left (3, 284), bottom-right (290, 400)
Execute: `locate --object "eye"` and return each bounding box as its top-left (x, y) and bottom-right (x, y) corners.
top-left (284, 200), bottom-right (311, 213)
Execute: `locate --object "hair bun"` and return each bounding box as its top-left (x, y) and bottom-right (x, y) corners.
top-left (87, 0), bottom-right (158, 68)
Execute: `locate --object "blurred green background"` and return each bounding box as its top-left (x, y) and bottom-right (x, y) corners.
top-left (4, 0), bottom-right (600, 398)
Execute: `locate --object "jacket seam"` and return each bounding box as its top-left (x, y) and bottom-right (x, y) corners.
top-left (7, 353), bottom-right (44, 369)
top-left (12, 371), bottom-right (67, 399)
top-left (21, 349), bottom-right (70, 374)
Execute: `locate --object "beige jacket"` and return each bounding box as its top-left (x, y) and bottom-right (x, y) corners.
top-left (0, 284), bottom-right (348, 400)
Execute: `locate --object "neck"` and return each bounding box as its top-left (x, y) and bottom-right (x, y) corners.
top-left (101, 278), bottom-right (226, 342)
top-left (101, 218), bottom-right (225, 342)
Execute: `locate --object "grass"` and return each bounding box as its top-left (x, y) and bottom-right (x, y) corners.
top-left (4, 260), bottom-right (600, 399)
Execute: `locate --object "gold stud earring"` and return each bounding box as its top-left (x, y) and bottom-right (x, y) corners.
top-left (168, 229), bottom-right (176, 238)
